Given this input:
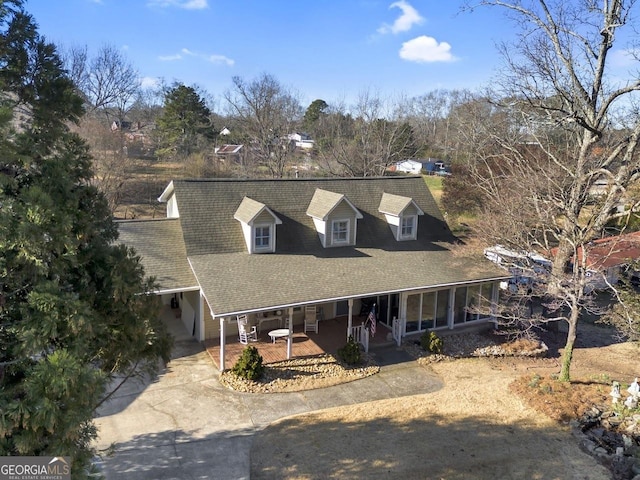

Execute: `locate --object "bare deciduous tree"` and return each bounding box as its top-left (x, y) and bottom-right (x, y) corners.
top-left (315, 91), bottom-right (418, 177)
top-left (224, 73), bottom-right (302, 178)
top-left (65, 44), bottom-right (140, 123)
top-left (460, 0), bottom-right (640, 380)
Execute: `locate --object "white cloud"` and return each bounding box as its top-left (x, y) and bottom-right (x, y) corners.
top-left (158, 48), bottom-right (234, 66)
top-left (208, 54), bottom-right (235, 66)
top-left (158, 53), bottom-right (183, 61)
top-left (378, 0), bottom-right (424, 35)
top-left (140, 76), bottom-right (161, 89)
top-left (147, 0), bottom-right (208, 10)
top-left (399, 35), bottom-right (456, 63)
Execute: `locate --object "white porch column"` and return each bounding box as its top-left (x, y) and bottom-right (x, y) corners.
top-left (490, 282), bottom-right (499, 327)
top-left (219, 316), bottom-right (226, 372)
top-left (448, 288), bottom-right (455, 329)
top-left (347, 298), bottom-right (354, 341)
top-left (197, 291), bottom-right (205, 342)
top-left (286, 307), bottom-right (293, 359)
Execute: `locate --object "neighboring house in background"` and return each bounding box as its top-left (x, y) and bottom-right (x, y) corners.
top-left (287, 132), bottom-right (315, 149)
top-left (214, 144), bottom-right (244, 163)
top-left (220, 126), bottom-right (231, 136)
top-left (393, 158), bottom-right (452, 176)
top-left (394, 159), bottom-right (424, 174)
top-left (110, 120), bottom-right (154, 152)
top-left (111, 120), bottom-right (132, 131)
top-left (553, 231), bottom-right (640, 290)
top-left (116, 176), bottom-right (507, 370)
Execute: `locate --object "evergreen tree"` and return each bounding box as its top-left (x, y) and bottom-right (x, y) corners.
top-left (155, 83), bottom-right (214, 159)
top-left (0, 2), bottom-right (171, 476)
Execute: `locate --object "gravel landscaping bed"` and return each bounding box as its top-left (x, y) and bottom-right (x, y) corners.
top-left (219, 353), bottom-right (380, 393)
top-left (219, 331), bottom-right (548, 394)
top-left (403, 330), bottom-right (548, 365)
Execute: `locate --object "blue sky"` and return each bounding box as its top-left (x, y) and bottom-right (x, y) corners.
top-left (25, 0), bottom-right (516, 108)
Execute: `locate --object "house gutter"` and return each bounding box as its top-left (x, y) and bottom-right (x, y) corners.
top-left (210, 275), bottom-right (510, 319)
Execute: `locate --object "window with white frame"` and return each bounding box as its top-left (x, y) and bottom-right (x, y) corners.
top-left (254, 224), bottom-right (271, 250)
top-left (400, 215), bottom-right (417, 239)
top-left (332, 219), bottom-right (349, 244)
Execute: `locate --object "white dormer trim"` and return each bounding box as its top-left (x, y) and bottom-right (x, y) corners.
top-left (234, 197), bottom-right (282, 254)
top-left (158, 180), bottom-right (180, 218)
top-left (306, 189), bottom-right (363, 247)
top-left (378, 192), bottom-right (424, 241)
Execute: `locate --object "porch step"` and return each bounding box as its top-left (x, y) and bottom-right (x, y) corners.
top-left (368, 339), bottom-right (398, 350)
top-left (367, 343), bottom-right (414, 366)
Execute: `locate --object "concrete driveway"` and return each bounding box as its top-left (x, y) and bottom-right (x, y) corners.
top-left (94, 318), bottom-right (442, 479)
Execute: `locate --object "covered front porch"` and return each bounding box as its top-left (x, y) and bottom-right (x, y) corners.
top-left (205, 314), bottom-right (392, 370)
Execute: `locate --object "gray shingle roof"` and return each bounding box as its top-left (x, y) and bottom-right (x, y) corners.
top-left (172, 176), bottom-right (454, 256)
top-left (190, 247), bottom-right (506, 316)
top-left (233, 196), bottom-right (281, 225)
top-left (159, 176), bottom-right (507, 316)
top-left (306, 188), bottom-right (361, 220)
top-left (379, 192), bottom-right (424, 216)
top-left (116, 218), bottom-right (197, 291)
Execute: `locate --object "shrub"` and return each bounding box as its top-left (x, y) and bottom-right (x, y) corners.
top-left (338, 335), bottom-right (362, 365)
top-left (232, 346), bottom-right (264, 380)
top-left (421, 331), bottom-right (443, 354)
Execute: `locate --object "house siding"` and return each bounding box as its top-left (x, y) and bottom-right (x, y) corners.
top-left (327, 201), bottom-right (357, 246)
top-left (254, 210), bottom-right (274, 224)
top-left (166, 195), bottom-right (179, 218)
top-left (204, 308), bottom-right (217, 339)
top-left (403, 204), bottom-right (419, 217)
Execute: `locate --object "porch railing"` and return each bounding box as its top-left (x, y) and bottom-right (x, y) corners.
top-left (392, 316), bottom-right (403, 346)
top-left (350, 323), bottom-right (369, 353)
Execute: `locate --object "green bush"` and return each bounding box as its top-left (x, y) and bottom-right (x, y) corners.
top-left (337, 335), bottom-right (362, 365)
top-left (232, 346), bottom-right (264, 380)
top-left (420, 331), bottom-right (443, 354)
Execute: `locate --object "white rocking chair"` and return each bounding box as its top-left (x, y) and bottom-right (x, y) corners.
top-left (304, 305), bottom-right (319, 334)
top-left (237, 314), bottom-right (257, 344)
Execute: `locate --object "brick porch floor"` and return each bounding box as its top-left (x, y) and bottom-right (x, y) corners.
top-left (204, 315), bottom-right (393, 370)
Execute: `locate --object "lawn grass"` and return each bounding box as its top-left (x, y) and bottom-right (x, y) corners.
top-left (422, 175), bottom-right (443, 205)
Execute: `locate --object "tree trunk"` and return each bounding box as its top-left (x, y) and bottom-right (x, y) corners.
top-left (559, 308), bottom-right (579, 382)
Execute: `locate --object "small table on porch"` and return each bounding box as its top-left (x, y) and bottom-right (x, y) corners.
top-left (268, 328), bottom-right (290, 343)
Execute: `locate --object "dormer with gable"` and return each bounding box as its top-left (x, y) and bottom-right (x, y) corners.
top-left (234, 196), bottom-right (282, 253)
top-left (158, 181), bottom-right (180, 218)
top-left (378, 192), bottom-right (424, 241)
top-left (306, 188), bottom-right (363, 247)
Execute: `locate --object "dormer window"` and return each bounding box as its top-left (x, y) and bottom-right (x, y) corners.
top-left (254, 224), bottom-right (272, 250)
top-left (306, 189), bottom-right (363, 248)
top-left (234, 197), bottom-right (282, 254)
top-left (379, 192), bottom-right (424, 241)
top-left (400, 215), bottom-right (416, 240)
top-left (332, 219), bottom-right (350, 244)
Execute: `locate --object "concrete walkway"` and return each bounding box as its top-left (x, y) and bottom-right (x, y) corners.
top-left (93, 321), bottom-right (442, 479)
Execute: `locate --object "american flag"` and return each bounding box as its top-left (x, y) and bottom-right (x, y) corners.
top-left (367, 306), bottom-right (377, 338)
